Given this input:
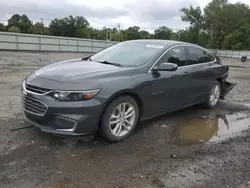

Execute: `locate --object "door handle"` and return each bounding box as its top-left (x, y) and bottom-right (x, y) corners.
top-left (184, 71), bottom-right (189, 76)
top-left (208, 68), bottom-right (213, 71)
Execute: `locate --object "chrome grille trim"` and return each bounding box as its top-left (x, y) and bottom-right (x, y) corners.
top-left (23, 96), bottom-right (48, 116)
top-left (26, 84), bottom-right (50, 94)
top-left (23, 81), bottom-right (52, 96)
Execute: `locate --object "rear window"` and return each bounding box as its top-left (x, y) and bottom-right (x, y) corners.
top-left (187, 46), bottom-right (215, 65)
top-left (208, 53), bottom-right (215, 61)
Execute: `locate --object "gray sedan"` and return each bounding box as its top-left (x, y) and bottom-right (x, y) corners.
top-left (21, 40), bottom-right (236, 142)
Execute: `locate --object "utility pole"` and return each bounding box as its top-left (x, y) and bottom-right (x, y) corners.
top-left (106, 29), bottom-right (108, 41)
top-left (117, 23), bottom-right (121, 41)
top-left (40, 18), bottom-right (44, 35)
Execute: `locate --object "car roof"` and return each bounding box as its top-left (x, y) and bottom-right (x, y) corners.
top-left (124, 39), bottom-right (204, 50)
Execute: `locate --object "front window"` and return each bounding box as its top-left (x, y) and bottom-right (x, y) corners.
top-left (158, 46), bottom-right (187, 67)
top-left (90, 42), bottom-right (164, 67)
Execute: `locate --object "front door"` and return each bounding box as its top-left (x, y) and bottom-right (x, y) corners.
top-left (137, 46), bottom-right (196, 118)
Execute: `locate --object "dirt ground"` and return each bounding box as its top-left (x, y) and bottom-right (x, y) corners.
top-left (1, 51), bottom-right (250, 188)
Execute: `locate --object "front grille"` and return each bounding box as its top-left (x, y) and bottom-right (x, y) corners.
top-left (23, 96), bottom-right (47, 115)
top-left (25, 84), bottom-right (51, 94)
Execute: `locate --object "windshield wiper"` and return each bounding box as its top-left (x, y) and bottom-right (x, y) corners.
top-left (96, 60), bottom-right (122, 67)
top-left (82, 56), bottom-right (92, 61)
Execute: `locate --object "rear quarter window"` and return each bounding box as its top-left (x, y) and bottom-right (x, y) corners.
top-left (207, 53), bottom-right (215, 62)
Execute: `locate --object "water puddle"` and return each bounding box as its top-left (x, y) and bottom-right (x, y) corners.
top-left (176, 112), bottom-right (250, 144)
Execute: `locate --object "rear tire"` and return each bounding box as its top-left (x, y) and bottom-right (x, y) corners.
top-left (203, 81), bottom-right (221, 109)
top-left (100, 96), bottom-right (139, 142)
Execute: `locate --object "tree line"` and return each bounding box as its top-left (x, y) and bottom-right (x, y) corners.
top-left (0, 0), bottom-right (250, 50)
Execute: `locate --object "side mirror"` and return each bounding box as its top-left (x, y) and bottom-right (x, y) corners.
top-left (152, 62), bottom-right (178, 72)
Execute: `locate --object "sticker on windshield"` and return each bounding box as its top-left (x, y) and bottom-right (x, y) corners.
top-left (145, 44), bottom-right (164, 49)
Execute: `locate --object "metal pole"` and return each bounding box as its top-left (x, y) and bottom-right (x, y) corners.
top-left (40, 18), bottom-right (43, 35)
top-left (117, 23), bottom-right (121, 42)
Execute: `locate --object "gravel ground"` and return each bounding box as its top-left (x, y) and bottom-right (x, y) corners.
top-left (0, 51), bottom-right (250, 188)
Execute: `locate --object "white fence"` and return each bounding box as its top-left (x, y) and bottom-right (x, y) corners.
top-left (0, 32), bottom-right (249, 59)
top-left (208, 49), bottom-right (249, 59)
top-left (0, 32), bottom-right (117, 53)
top-left (216, 50), bottom-right (249, 59)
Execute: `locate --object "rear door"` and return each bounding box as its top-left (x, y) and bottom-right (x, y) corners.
top-left (185, 46), bottom-right (216, 102)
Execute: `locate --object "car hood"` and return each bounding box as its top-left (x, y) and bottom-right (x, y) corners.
top-left (34, 58), bottom-right (121, 82)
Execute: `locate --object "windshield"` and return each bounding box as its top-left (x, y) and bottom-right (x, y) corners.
top-left (90, 42), bottom-right (164, 67)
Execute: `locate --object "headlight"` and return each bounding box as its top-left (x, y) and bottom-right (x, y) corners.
top-left (52, 89), bottom-right (100, 101)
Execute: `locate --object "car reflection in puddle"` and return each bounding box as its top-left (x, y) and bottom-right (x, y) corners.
top-left (176, 112), bottom-right (250, 145)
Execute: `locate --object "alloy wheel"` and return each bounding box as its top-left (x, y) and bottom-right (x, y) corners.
top-left (109, 102), bottom-right (136, 137)
top-left (210, 84), bottom-right (221, 106)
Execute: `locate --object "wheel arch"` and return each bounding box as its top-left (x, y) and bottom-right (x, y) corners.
top-left (98, 90), bottom-right (143, 128)
top-left (216, 77), bottom-right (223, 86)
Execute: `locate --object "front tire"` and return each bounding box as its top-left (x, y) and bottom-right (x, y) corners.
top-left (203, 81), bottom-right (221, 109)
top-left (100, 96), bottom-right (139, 142)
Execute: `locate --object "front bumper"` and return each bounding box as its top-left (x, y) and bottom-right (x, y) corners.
top-left (22, 91), bottom-right (103, 136)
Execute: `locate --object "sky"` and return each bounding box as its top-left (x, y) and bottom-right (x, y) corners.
top-left (0, 0), bottom-right (249, 32)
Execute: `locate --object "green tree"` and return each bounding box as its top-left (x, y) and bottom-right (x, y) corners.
top-left (63, 15), bottom-right (76, 37)
top-left (49, 18), bottom-right (67, 36)
top-left (140, 30), bottom-right (152, 39)
top-left (204, 1), bottom-right (250, 49)
top-left (49, 15), bottom-right (89, 37)
top-left (75, 16), bottom-right (89, 29)
top-left (8, 26), bottom-right (20, 33)
top-left (76, 28), bottom-right (90, 38)
top-left (64, 15), bottom-right (89, 37)
top-left (223, 24), bottom-right (250, 50)
top-left (153, 26), bottom-right (172, 39)
top-left (98, 27), bottom-right (111, 40)
top-left (180, 6), bottom-right (204, 44)
top-left (8, 14), bottom-right (21, 28)
top-left (170, 32), bottom-right (178, 40)
top-left (43, 27), bottom-right (50, 35)
top-left (0, 23), bottom-right (6, 31)
top-left (19, 15), bottom-right (32, 33)
top-left (217, 3), bottom-right (250, 48)
top-left (197, 32), bottom-right (210, 47)
top-left (32, 22), bottom-right (44, 34)
top-left (111, 31), bottom-right (124, 41)
top-left (8, 14), bottom-right (32, 33)
top-left (203, 0), bottom-right (228, 48)
top-left (125, 26), bottom-right (141, 40)
top-left (178, 29), bottom-right (194, 42)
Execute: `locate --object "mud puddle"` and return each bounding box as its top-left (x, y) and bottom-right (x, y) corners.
top-left (176, 112), bottom-right (250, 145)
